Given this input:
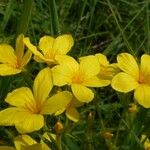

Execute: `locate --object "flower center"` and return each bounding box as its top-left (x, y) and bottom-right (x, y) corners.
top-left (71, 72), bottom-right (84, 84)
top-left (24, 102), bottom-right (42, 114)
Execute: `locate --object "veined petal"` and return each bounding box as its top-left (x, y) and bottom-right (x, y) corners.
top-left (0, 44), bottom-right (17, 64)
top-left (66, 107), bottom-right (80, 122)
top-left (134, 84), bottom-right (150, 108)
top-left (52, 64), bottom-right (73, 86)
top-left (15, 135), bottom-right (37, 150)
top-left (41, 91), bottom-right (72, 114)
top-left (15, 113), bottom-right (44, 133)
top-left (21, 50), bottom-right (32, 67)
top-left (79, 55), bottom-right (100, 78)
top-left (83, 76), bottom-right (110, 87)
top-left (117, 53), bottom-right (139, 79)
top-left (0, 64), bottom-right (21, 76)
top-left (71, 84), bottom-right (94, 103)
top-left (16, 34), bottom-right (24, 60)
top-left (23, 38), bottom-right (45, 61)
top-left (5, 87), bottom-right (35, 107)
top-left (140, 54), bottom-right (150, 84)
top-left (0, 146), bottom-right (15, 150)
top-left (111, 72), bottom-right (139, 93)
top-left (33, 67), bottom-right (53, 104)
top-left (0, 108), bottom-right (30, 126)
top-left (39, 36), bottom-right (54, 55)
top-left (95, 53), bottom-right (109, 66)
top-left (53, 34), bottom-right (74, 54)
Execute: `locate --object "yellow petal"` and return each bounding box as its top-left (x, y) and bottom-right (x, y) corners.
top-left (79, 55), bottom-right (100, 78)
top-left (0, 146), bottom-right (15, 150)
top-left (66, 107), bottom-right (80, 122)
top-left (0, 44), bottom-right (17, 64)
top-left (41, 91), bottom-right (72, 114)
top-left (134, 84), bottom-right (150, 108)
top-left (33, 67), bottom-right (53, 103)
top-left (39, 36), bottom-right (55, 55)
top-left (15, 113), bottom-right (44, 133)
top-left (53, 34), bottom-right (74, 54)
top-left (83, 76), bottom-right (110, 87)
top-left (70, 97), bottom-right (84, 107)
top-left (117, 53), bottom-right (139, 79)
top-left (16, 34), bottom-right (24, 60)
top-left (55, 55), bottom-right (79, 71)
top-left (140, 54), bottom-right (150, 84)
top-left (0, 64), bottom-right (21, 76)
top-left (21, 50), bottom-right (32, 67)
top-left (71, 84), bottom-right (94, 103)
top-left (5, 87), bottom-right (35, 107)
top-left (23, 38), bottom-right (46, 61)
top-left (0, 108), bottom-right (30, 126)
top-left (15, 135), bottom-right (37, 150)
top-left (111, 72), bottom-right (139, 93)
top-left (21, 144), bottom-right (42, 150)
top-left (95, 53), bottom-right (109, 66)
top-left (52, 64), bottom-right (73, 86)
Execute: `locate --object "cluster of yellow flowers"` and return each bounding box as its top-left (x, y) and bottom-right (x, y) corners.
top-left (0, 34), bottom-right (150, 137)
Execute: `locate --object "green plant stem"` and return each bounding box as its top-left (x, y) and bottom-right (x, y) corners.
top-left (48, 0), bottom-right (60, 36)
top-left (16, 0), bottom-right (34, 36)
top-left (56, 134), bottom-right (62, 150)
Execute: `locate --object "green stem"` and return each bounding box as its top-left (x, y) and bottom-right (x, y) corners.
top-left (48, 0), bottom-right (60, 36)
top-left (56, 134), bottom-right (62, 150)
top-left (16, 0), bottom-right (34, 36)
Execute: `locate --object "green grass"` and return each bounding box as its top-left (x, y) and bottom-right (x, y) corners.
top-left (0, 0), bottom-right (150, 150)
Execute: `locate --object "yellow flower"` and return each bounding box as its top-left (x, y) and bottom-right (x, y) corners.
top-left (0, 34), bottom-right (32, 76)
top-left (52, 55), bottom-right (108, 103)
top-left (0, 67), bottom-right (72, 133)
top-left (111, 53), bottom-right (150, 108)
top-left (80, 53), bottom-right (120, 85)
top-left (23, 34), bottom-right (74, 66)
top-left (0, 134), bottom-right (51, 150)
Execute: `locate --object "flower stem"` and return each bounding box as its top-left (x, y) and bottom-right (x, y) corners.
top-left (16, 0), bottom-right (34, 36)
top-left (48, 0), bottom-right (60, 36)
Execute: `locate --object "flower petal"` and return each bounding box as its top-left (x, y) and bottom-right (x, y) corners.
top-left (95, 53), bottom-right (109, 66)
top-left (21, 50), bottom-right (32, 67)
top-left (23, 37), bottom-right (45, 61)
top-left (39, 36), bottom-right (54, 55)
top-left (52, 64), bottom-right (73, 86)
top-left (0, 44), bottom-right (17, 64)
top-left (0, 146), bottom-right (15, 150)
top-left (41, 91), bottom-right (72, 115)
top-left (53, 34), bottom-right (74, 54)
top-left (5, 87), bottom-right (35, 107)
top-left (0, 108), bottom-right (30, 126)
top-left (33, 67), bottom-right (53, 103)
top-left (0, 64), bottom-right (21, 76)
top-left (71, 84), bottom-right (94, 103)
top-left (21, 144), bottom-right (42, 150)
top-left (79, 55), bottom-right (100, 78)
top-left (16, 34), bottom-right (24, 60)
top-left (15, 113), bottom-right (44, 133)
top-left (134, 84), bottom-right (150, 108)
top-left (66, 107), bottom-right (80, 122)
top-left (117, 53), bottom-right (139, 79)
top-left (111, 72), bottom-right (139, 93)
top-left (14, 135), bottom-right (37, 150)
top-left (83, 76), bottom-right (110, 87)
top-left (140, 54), bottom-right (150, 84)
top-left (70, 97), bottom-right (84, 107)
